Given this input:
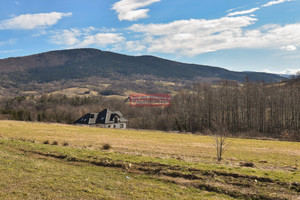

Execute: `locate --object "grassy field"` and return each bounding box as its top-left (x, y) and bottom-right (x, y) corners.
top-left (0, 120), bottom-right (299, 199)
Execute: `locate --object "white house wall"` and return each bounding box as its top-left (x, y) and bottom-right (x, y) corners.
top-left (105, 123), bottom-right (126, 129)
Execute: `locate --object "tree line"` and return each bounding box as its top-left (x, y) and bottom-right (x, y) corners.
top-left (0, 77), bottom-right (299, 141)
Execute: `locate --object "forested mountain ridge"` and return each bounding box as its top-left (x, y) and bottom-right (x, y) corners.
top-left (0, 48), bottom-right (284, 83)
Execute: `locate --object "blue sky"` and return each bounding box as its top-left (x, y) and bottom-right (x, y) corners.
top-left (0, 0), bottom-right (300, 74)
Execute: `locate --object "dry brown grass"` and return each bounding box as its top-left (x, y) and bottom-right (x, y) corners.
top-left (0, 120), bottom-right (299, 199)
top-left (0, 120), bottom-right (299, 172)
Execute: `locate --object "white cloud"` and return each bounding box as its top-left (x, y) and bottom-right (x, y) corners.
top-left (51, 27), bottom-right (125, 48)
top-left (226, 8), bottom-right (235, 13)
top-left (126, 41), bottom-right (146, 51)
top-left (0, 49), bottom-right (21, 54)
top-left (112, 0), bottom-right (160, 21)
top-left (48, 1), bottom-right (297, 57)
top-left (227, 7), bottom-right (260, 16)
top-left (130, 17), bottom-right (256, 36)
top-left (263, 68), bottom-right (300, 74)
top-left (51, 29), bottom-right (81, 46)
top-left (0, 12), bottom-right (72, 30)
top-left (32, 29), bottom-right (48, 37)
top-left (282, 69), bottom-right (300, 74)
top-left (262, 0), bottom-right (293, 7)
top-left (227, 0), bottom-right (293, 17)
top-left (281, 45), bottom-right (297, 51)
top-left (129, 16), bottom-right (259, 55)
top-left (76, 33), bottom-right (125, 47)
top-left (127, 16), bottom-right (300, 56)
top-left (0, 39), bottom-right (17, 46)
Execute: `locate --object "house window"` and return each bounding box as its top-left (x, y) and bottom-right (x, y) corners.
top-left (114, 125), bottom-right (116, 128)
top-left (120, 124), bottom-right (123, 128)
top-left (108, 125), bottom-right (110, 128)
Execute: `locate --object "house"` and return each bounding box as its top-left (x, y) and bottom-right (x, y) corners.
top-left (74, 108), bottom-right (128, 129)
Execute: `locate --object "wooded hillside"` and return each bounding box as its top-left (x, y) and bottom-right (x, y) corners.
top-left (1, 77), bottom-right (299, 140)
top-left (0, 48), bottom-right (284, 84)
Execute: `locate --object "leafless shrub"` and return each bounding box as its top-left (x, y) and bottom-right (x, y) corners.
top-left (209, 122), bottom-right (231, 162)
top-left (280, 130), bottom-right (290, 141)
top-left (213, 132), bottom-right (231, 162)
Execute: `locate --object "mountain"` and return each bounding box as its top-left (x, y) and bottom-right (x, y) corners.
top-left (0, 48), bottom-right (284, 83)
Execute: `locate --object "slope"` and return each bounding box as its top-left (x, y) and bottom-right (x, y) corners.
top-left (0, 48), bottom-right (284, 83)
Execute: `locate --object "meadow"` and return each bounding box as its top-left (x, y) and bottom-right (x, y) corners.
top-left (0, 120), bottom-right (299, 199)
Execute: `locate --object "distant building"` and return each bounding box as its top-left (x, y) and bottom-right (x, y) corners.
top-left (74, 108), bottom-right (128, 129)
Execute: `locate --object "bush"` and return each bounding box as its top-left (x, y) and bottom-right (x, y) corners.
top-left (102, 143), bottom-right (111, 150)
top-left (240, 162), bottom-right (255, 168)
top-left (280, 130), bottom-right (290, 141)
top-left (43, 140), bottom-right (49, 144)
top-left (63, 142), bottom-right (69, 146)
top-left (52, 141), bottom-right (58, 145)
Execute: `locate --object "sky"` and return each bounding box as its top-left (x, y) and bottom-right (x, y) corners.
top-left (0, 0), bottom-right (300, 74)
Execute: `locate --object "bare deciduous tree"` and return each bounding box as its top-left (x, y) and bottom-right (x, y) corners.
top-left (213, 131), bottom-right (231, 162)
top-left (209, 122), bottom-right (231, 162)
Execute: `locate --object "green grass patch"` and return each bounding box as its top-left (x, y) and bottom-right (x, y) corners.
top-left (0, 139), bottom-right (233, 200)
top-left (0, 120), bottom-right (299, 199)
